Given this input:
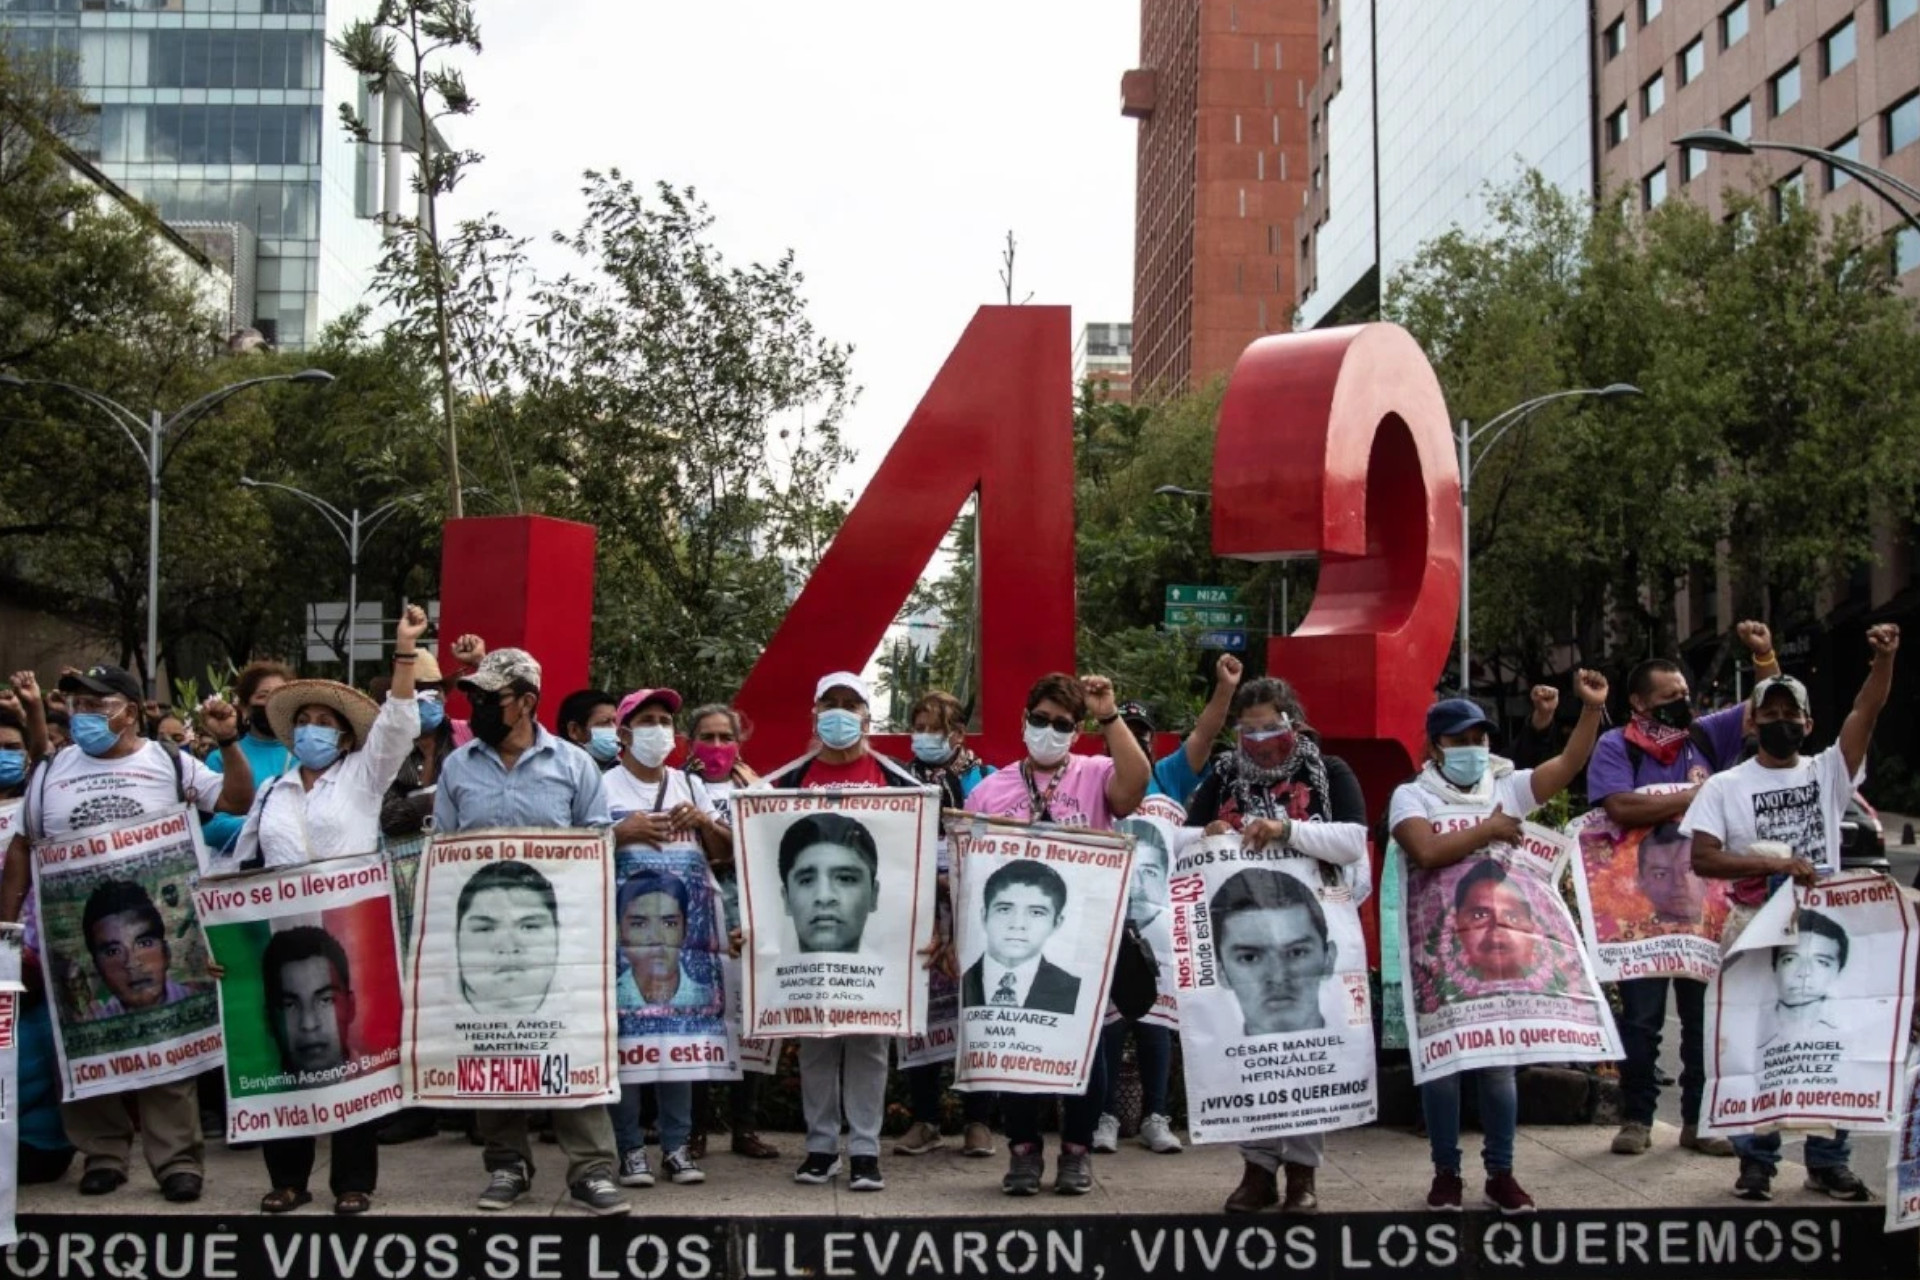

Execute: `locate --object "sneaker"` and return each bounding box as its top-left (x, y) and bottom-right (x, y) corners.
top-left (1610, 1121), bottom-right (1651, 1154)
top-left (1426, 1170), bottom-right (1464, 1212)
top-left (794, 1153), bottom-right (840, 1185)
top-left (1806, 1165), bottom-right (1871, 1201)
top-left (961, 1122), bottom-right (995, 1158)
top-left (1734, 1159), bottom-right (1773, 1201)
top-left (1139, 1113), bottom-right (1183, 1154)
top-left (568, 1174), bottom-right (631, 1216)
top-left (618, 1147), bottom-right (656, 1188)
top-left (1002, 1143), bottom-right (1044, 1196)
top-left (1091, 1113), bottom-right (1120, 1154)
top-left (1679, 1125), bottom-right (1737, 1157)
top-left (848, 1156), bottom-right (885, 1192)
top-left (1483, 1172), bottom-right (1535, 1215)
top-left (894, 1121), bottom-right (944, 1156)
top-left (1055, 1145), bottom-right (1093, 1196)
top-left (663, 1146), bottom-right (706, 1185)
top-left (477, 1164), bottom-right (530, 1211)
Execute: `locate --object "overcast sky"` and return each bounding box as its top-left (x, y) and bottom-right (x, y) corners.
top-left (451, 0), bottom-right (1142, 501)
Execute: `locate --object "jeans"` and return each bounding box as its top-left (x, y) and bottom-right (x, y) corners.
top-left (1618, 976), bottom-right (1706, 1127)
top-left (613, 1081), bottom-right (693, 1153)
top-left (1734, 1130), bottom-right (1852, 1172)
top-left (1420, 1067), bottom-right (1517, 1175)
top-left (907, 1062), bottom-right (993, 1126)
top-left (1003, 1038), bottom-right (1108, 1150)
top-left (1099, 1021), bottom-right (1172, 1116)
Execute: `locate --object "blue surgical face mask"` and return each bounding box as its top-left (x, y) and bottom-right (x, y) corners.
top-left (294, 724), bottom-right (345, 771)
top-left (0, 749), bottom-right (25, 787)
top-left (1440, 744), bottom-right (1490, 788)
top-left (71, 712), bottom-right (120, 757)
top-left (911, 733), bottom-right (954, 765)
top-left (586, 726), bottom-right (622, 764)
top-left (816, 708), bottom-right (864, 751)
top-left (416, 696), bottom-right (446, 733)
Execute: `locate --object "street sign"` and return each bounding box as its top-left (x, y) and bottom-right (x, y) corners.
top-left (1164, 603), bottom-right (1249, 628)
top-left (1199, 629), bottom-right (1248, 652)
top-left (1165, 584), bottom-right (1235, 605)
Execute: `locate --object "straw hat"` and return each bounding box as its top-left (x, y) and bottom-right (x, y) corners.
top-left (412, 649), bottom-right (445, 684)
top-left (266, 679), bottom-right (380, 753)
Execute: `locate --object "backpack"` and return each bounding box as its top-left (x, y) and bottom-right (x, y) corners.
top-left (28, 739), bottom-right (189, 841)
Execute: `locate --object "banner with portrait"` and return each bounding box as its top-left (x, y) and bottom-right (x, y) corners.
top-left (195, 853), bottom-right (404, 1141)
top-left (614, 842), bottom-right (737, 1083)
top-left (1703, 873), bottom-right (1915, 1136)
top-left (1888, 1049), bottom-right (1920, 1232)
top-left (1171, 833), bottom-right (1375, 1142)
top-left (948, 817), bottom-right (1133, 1095)
top-left (734, 789), bottom-right (939, 1039)
top-left (896, 896), bottom-right (958, 1070)
top-left (723, 956), bottom-right (780, 1075)
top-left (0, 924), bottom-right (23, 1249)
top-left (33, 806), bottom-right (223, 1100)
top-left (1569, 789), bottom-right (1732, 983)
top-left (401, 828), bottom-right (618, 1109)
top-left (1114, 795), bottom-right (1185, 1031)
top-left (1401, 821), bottom-right (1622, 1084)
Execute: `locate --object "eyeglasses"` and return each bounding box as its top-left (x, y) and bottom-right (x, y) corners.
top-left (1025, 711), bottom-right (1077, 734)
top-left (68, 696), bottom-right (128, 717)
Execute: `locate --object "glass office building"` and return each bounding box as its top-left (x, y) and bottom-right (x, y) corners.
top-left (0, 0), bottom-right (386, 349)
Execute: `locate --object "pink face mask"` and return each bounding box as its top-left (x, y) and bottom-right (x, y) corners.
top-left (689, 741), bottom-right (740, 779)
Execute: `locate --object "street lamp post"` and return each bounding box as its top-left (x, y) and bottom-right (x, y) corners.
top-left (0, 370), bottom-right (334, 696)
top-left (239, 479), bottom-right (421, 687)
top-left (1675, 128), bottom-right (1920, 237)
top-left (1456, 385), bottom-right (1642, 696)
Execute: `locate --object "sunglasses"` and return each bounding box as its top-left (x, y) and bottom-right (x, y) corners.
top-left (1025, 711), bottom-right (1077, 734)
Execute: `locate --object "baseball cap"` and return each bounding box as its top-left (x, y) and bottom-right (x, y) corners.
top-left (1119, 700), bottom-right (1155, 731)
top-left (58, 665), bottom-right (144, 704)
top-left (1426, 697), bottom-right (1498, 741)
top-left (1751, 675), bottom-right (1811, 716)
top-left (616, 687), bottom-right (683, 725)
top-left (459, 648), bottom-right (542, 695)
top-left (814, 671), bottom-right (871, 705)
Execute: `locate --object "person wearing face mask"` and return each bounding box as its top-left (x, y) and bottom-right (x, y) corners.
top-left (0, 709), bottom-right (31, 800)
top-left (963, 672), bottom-right (1150, 1197)
top-left (0, 663), bottom-right (253, 1204)
top-left (431, 647), bottom-right (629, 1218)
top-left (559, 690), bottom-right (623, 771)
top-left (1, 671), bottom-right (50, 763)
top-left (1589, 620), bottom-right (1778, 1163)
top-left (1183, 676), bottom-right (1369, 1212)
top-left (214, 607), bottom-right (425, 1215)
top-left (765, 673), bottom-right (929, 1194)
top-left (200, 661), bottom-right (297, 851)
top-left (1388, 672), bottom-right (1607, 1216)
top-left (1683, 624), bottom-right (1899, 1205)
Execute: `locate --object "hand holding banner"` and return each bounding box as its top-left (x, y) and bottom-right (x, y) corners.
top-left (1569, 791), bottom-right (1732, 983)
top-left (614, 842), bottom-right (738, 1083)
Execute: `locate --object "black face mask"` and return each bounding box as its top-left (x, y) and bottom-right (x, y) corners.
top-left (469, 698), bottom-right (512, 748)
top-left (1757, 720), bottom-right (1807, 759)
top-left (1649, 699), bottom-right (1694, 731)
top-left (247, 705), bottom-right (273, 737)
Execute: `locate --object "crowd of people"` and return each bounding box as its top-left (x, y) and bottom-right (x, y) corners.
top-left (0, 612), bottom-right (1901, 1220)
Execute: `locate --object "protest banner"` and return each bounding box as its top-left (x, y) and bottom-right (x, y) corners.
top-left (734, 788), bottom-right (938, 1039)
top-left (1379, 842), bottom-right (1408, 1050)
top-left (1703, 873), bottom-right (1915, 1137)
top-left (401, 828), bottom-right (617, 1108)
top-left (947, 816), bottom-right (1133, 1094)
top-left (1169, 832), bottom-right (1375, 1142)
top-left (897, 897), bottom-right (958, 1069)
top-left (1401, 821), bottom-right (1621, 1084)
top-left (1114, 795), bottom-right (1185, 1031)
top-left (385, 832), bottom-right (426, 966)
top-left (1569, 791), bottom-right (1731, 983)
top-left (722, 956), bottom-right (780, 1075)
top-left (194, 853), bottom-right (404, 1141)
top-left (614, 843), bottom-right (738, 1083)
top-left (1889, 1049), bottom-right (1920, 1232)
top-left (0, 924), bottom-right (22, 1249)
top-left (32, 806), bottom-right (223, 1100)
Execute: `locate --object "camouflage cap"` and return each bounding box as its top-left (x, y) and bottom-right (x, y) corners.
top-left (459, 647), bottom-right (542, 695)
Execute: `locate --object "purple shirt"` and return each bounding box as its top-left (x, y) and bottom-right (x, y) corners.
top-left (1586, 705), bottom-right (1746, 801)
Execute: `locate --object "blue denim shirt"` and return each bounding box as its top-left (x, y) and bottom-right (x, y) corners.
top-left (432, 723), bottom-right (610, 833)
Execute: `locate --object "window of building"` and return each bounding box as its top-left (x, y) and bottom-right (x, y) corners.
top-left (1822, 18), bottom-right (1856, 75)
top-left (1644, 165), bottom-right (1669, 209)
top-left (1889, 93), bottom-right (1920, 154)
top-left (1896, 225), bottom-right (1920, 276)
top-left (1642, 0), bottom-right (1663, 23)
top-left (1722, 0), bottom-right (1750, 46)
top-left (1604, 17), bottom-right (1626, 58)
top-left (1679, 38), bottom-right (1705, 84)
top-left (1773, 169), bottom-right (1805, 219)
top-left (1607, 105), bottom-right (1631, 147)
top-left (1770, 61), bottom-right (1801, 115)
top-left (1827, 132), bottom-right (1860, 189)
top-left (1643, 71), bottom-right (1666, 117)
top-left (1766, 0), bottom-right (1788, 9)
top-left (1683, 146), bottom-right (1709, 183)
top-left (1322, 39), bottom-right (1334, 65)
top-left (1888, 0), bottom-right (1918, 33)
top-left (1725, 98), bottom-right (1753, 139)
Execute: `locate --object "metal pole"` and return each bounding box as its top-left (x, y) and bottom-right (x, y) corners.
top-left (146, 409), bottom-right (163, 699)
top-left (346, 508), bottom-right (362, 688)
top-left (1458, 419), bottom-right (1472, 697)
top-left (1267, 580), bottom-right (1275, 636)
top-left (1280, 575), bottom-right (1289, 637)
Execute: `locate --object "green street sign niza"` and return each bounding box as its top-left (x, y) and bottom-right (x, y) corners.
top-left (1165, 584), bottom-right (1235, 606)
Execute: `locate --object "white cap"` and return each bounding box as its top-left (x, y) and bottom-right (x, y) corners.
top-left (813, 671), bottom-right (871, 705)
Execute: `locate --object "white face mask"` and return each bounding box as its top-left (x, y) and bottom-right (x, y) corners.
top-left (1023, 721), bottom-right (1074, 768)
top-left (628, 724), bottom-right (675, 769)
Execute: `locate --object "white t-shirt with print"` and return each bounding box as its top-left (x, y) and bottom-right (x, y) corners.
top-left (24, 742), bottom-right (224, 839)
top-left (603, 766), bottom-right (718, 824)
top-left (1679, 744), bottom-right (1855, 876)
top-left (1387, 769), bottom-right (1538, 836)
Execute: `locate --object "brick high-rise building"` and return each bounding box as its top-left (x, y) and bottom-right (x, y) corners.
top-left (1122, 0), bottom-right (1319, 397)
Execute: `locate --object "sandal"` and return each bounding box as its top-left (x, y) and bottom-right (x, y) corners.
top-left (334, 1191), bottom-right (372, 1215)
top-left (261, 1187), bottom-right (312, 1214)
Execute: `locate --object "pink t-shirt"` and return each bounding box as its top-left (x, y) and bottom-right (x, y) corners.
top-left (964, 753), bottom-right (1119, 830)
